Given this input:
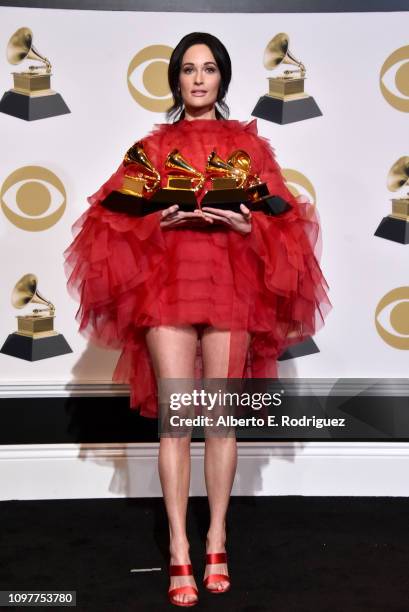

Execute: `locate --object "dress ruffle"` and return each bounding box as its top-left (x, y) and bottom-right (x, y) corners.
top-left (64, 118), bottom-right (332, 418)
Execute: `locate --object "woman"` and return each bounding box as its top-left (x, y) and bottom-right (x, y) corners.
top-left (64, 32), bottom-right (332, 607)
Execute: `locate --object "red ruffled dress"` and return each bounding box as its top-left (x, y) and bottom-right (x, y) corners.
top-left (64, 118), bottom-right (332, 418)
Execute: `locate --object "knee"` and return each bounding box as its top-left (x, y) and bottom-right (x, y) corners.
top-left (160, 434), bottom-right (192, 450)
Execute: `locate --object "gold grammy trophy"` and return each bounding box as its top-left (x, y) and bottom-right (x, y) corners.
top-left (374, 156), bottom-right (409, 244)
top-left (228, 149), bottom-right (292, 216)
top-left (150, 150), bottom-right (205, 211)
top-left (120, 141), bottom-right (161, 197)
top-left (0, 27), bottom-right (70, 121)
top-left (252, 33), bottom-right (322, 125)
top-left (101, 142), bottom-right (166, 216)
top-left (0, 274), bottom-right (72, 361)
top-left (200, 150), bottom-right (250, 211)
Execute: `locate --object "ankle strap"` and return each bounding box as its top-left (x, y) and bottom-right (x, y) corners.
top-left (169, 563), bottom-right (193, 576)
top-left (206, 552), bottom-right (227, 564)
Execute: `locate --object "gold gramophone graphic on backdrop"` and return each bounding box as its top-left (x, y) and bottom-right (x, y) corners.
top-left (0, 27), bottom-right (70, 121)
top-left (0, 274), bottom-right (72, 361)
top-left (374, 156), bottom-right (409, 244)
top-left (150, 149), bottom-right (205, 210)
top-left (252, 33), bottom-right (322, 125)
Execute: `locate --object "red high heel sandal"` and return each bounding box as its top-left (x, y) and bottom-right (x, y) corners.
top-left (203, 552), bottom-right (231, 594)
top-left (168, 563), bottom-right (198, 607)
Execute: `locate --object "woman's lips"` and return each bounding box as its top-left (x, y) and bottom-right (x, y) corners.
top-left (191, 91), bottom-right (207, 96)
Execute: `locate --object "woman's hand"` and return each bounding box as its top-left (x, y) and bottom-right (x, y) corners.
top-left (200, 203), bottom-right (252, 235)
top-left (160, 205), bottom-right (215, 230)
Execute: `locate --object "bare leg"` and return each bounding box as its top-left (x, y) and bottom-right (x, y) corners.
top-left (145, 325), bottom-right (198, 605)
top-left (201, 327), bottom-right (251, 591)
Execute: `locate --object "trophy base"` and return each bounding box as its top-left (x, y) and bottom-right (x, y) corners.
top-left (102, 191), bottom-right (165, 216)
top-left (278, 337), bottom-right (320, 361)
top-left (0, 332), bottom-right (73, 361)
top-left (150, 188), bottom-right (198, 212)
top-left (0, 90), bottom-right (70, 121)
top-left (252, 94), bottom-right (322, 125)
top-left (252, 194), bottom-right (292, 216)
top-left (201, 188), bottom-right (249, 212)
top-left (374, 216), bottom-right (409, 244)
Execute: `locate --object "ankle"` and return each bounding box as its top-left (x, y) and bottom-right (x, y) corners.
top-left (206, 528), bottom-right (226, 552)
top-left (169, 536), bottom-right (191, 564)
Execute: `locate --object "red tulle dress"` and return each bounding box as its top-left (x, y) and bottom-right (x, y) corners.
top-left (64, 118), bottom-right (332, 418)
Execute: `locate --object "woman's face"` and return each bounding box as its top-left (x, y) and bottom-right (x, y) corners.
top-left (179, 44), bottom-right (221, 113)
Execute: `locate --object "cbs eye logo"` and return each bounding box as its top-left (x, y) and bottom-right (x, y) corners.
top-left (1, 166), bottom-right (66, 231)
top-left (379, 45), bottom-right (409, 112)
top-left (282, 169), bottom-right (317, 218)
top-left (127, 44), bottom-right (173, 112)
top-left (375, 287), bottom-right (409, 350)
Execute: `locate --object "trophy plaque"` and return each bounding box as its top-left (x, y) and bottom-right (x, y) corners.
top-left (247, 186), bottom-right (293, 216)
top-left (0, 27), bottom-right (70, 121)
top-left (149, 150), bottom-right (204, 211)
top-left (278, 337), bottom-right (320, 360)
top-left (0, 274), bottom-right (72, 361)
top-left (374, 156), bottom-right (409, 245)
top-left (252, 33), bottom-right (322, 125)
top-left (101, 190), bottom-right (168, 216)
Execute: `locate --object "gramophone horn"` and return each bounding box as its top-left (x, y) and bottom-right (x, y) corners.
top-left (6, 27), bottom-right (51, 72)
top-left (387, 156), bottom-right (409, 192)
top-left (227, 150), bottom-right (252, 174)
top-left (263, 32), bottom-right (305, 76)
top-left (228, 150), bottom-right (262, 188)
top-left (165, 150), bottom-right (205, 191)
top-left (206, 151), bottom-right (247, 188)
top-left (11, 273), bottom-right (55, 312)
top-left (124, 141), bottom-right (161, 191)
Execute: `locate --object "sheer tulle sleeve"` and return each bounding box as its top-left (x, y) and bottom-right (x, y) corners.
top-left (63, 160), bottom-right (167, 351)
top-left (246, 132), bottom-right (332, 352)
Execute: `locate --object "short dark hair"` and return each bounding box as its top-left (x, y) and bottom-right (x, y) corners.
top-left (166, 32), bottom-right (232, 122)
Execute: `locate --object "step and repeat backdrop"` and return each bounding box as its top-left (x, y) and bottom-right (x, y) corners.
top-left (0, 3), bottom-right (408, 398)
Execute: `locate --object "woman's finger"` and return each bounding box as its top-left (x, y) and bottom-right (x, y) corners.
top-left (161, 204), bottom-right (179, 218)
top-left (179, 211), bottom-right (208, 218)
top-left (201, 212), bottom-right (231, 224)
top-left (162, 215), bottom-right (206, 227)
top-left (240, 203), bottom-right (252, 222)
top-left (201, 209), bottom-right (231, 220)
top-left (201, 207), bottom-right (232, 218)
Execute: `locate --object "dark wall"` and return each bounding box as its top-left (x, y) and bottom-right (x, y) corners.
top-left (0, 0), bottom-right (408, 11)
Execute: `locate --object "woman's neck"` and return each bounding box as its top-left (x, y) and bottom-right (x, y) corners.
top-left (183, 105), bottom-right (217, 121)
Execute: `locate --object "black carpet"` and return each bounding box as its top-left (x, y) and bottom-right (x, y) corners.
top-left (1, 496), bottom-right (409, 611)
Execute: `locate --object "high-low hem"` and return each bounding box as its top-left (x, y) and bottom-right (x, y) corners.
top-left (64, 118), bottom-right (332, 419)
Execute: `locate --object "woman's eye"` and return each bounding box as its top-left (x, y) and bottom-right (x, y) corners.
top-left (182, 67), bottom-right (217, 74)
